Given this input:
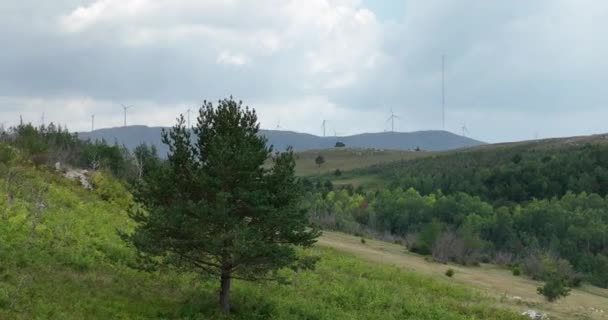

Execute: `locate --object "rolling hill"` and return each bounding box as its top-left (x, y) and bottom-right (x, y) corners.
top-left (329, 132), bottom-right (608, 198)
top-left (78, 126), bottom-right (484, 156)
top-left (289, 148), bottom-right (431, 176)
top-left (0, 143), bottom-right (521, 320)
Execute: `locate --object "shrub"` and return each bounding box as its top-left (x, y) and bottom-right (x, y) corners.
top-left (520, 253), bottom-right (581, 286)
top-left (445, 269), bottom-right (455, 277)
top-left (360, 238), bottom-right (366, 244)
top-left (494, 252), bottom-right (514, 266)
top-left (512, 266), bottom-right (521, 276)
top-left (537, 276), bottom-right (570, 302)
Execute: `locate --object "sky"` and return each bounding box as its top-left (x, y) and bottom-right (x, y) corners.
top-left (1, 0), bottom-right (607, 143)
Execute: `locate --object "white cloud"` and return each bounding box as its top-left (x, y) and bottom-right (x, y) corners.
top-left (216, 51), bottom-right (250, 66)
top-left (2, 0), bottom-right (608, 142)
top-left (57, 0), bottom-right (385, 88)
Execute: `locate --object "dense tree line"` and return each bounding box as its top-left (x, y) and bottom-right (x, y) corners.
top-left (0, 123), bottom-right (160, 185)
top-left (357, 142), bottom-right (608, 205)
top-left (305, 185), bottom-right (608, 288)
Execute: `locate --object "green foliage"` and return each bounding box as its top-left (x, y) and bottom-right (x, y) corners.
top-left (1, 122), bottom-right (153, 183)
top-left (0, 156), bottom-right (522, 319)
top-left (127, 98), bottom-right (320, 312)
top-left (417, 219), bottom-right (443, 255)
top-left (89, 171), bottom-right (133, 208)
top-left (512, 266), bottom-right (521, 276)
top-left (356, 142), bottom-right (608, 204)
top-left (360, 237), bottom-right (366, 244)
top-left (537, 276), bottom-right (571, 302)
top-left (315, 155), bottom-right (325, 168)
top-left (306, 186), bottom-right (608, 287)
top-left (445, 269), bottom-right (455, 277)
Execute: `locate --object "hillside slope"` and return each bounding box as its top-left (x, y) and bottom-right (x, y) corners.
top-left (319, 232), bottom-right (608, 320)
top-left (0, 146), bottom-right (519, 319)
top-left (332, 133), bottom-right (608, 200)
top-left (78, 126), bottom-right (484, 155)
top-left (289, 148), bottom-right (431, 176)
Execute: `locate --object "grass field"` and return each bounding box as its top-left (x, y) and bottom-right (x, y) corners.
top-left (2, 247), bottom-right (526, 320)
top-left (0, 163), bottom-right (521, 319)
top-left (318, 231), bottom-right (608, 320)
top-left (291, 148), bottom-right (431, 176)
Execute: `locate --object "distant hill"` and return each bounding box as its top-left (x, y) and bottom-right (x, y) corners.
top-left (332, 132), bottom-right (608, 201)
top-left (78, 126), bottom-right (484, 155)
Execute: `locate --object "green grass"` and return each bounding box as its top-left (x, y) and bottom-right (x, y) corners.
top-left (319, 231), bottom-right (608, 320)
top-left (1, 248), bottom-right (522, 320)
top-left (0, 156), bottom-right (521, 319)
top-left (289, 148), bottom-right (430, 177)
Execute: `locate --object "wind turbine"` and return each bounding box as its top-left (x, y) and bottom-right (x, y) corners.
top-left (461, 123), bottom-right (469, 137)
top-left (122, 104), bottom-right (134, 127)
top-left (386, 108), bottom-right (400, 132)
top-left (91, 114), bottom-right (95, 131)
top-left (441, 54), bottom-right (446, 131)
top-left (322, 120), bottom-right (328, 137)
top-left (276, 118), bottom-right (282, 130)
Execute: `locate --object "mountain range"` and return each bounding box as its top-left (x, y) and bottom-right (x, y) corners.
top-left (78, 126), bottom-right (484, 155)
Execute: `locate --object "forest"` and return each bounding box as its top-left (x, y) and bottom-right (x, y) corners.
top-left (305, 141), bottom-right (608, 292)
top-left (353, 140), bottom-right (608, 205)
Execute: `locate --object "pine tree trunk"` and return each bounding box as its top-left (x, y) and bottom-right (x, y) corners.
top-left (219, 269), bottom-right (232, 313)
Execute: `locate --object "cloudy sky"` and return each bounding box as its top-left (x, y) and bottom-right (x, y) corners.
top-left (1, 0), bottom-right (607, 143)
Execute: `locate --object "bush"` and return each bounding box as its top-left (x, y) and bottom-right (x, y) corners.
top-left (537, 276), bottom-right (570, 302)
top-left (445, 269), bottom-right (455, 277)
top-left (512, 266), bottom-right (521, 276)
top-left (494, 252), bottom-right (514, 266)
top-left (360, 238), bottom-right (366, 244)
top-left (521, 254), bottom-right (543, 280)
top-left (521, 253), bottom-right (581, 286)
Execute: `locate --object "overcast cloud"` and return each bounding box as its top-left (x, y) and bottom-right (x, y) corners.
top-left (1, 0), bottom-right (607, 142)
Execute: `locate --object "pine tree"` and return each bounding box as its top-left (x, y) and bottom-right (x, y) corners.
top-left (126, 97), bottom-right (320, 313)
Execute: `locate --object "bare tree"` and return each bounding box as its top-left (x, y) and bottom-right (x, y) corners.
top-left (88, 149), bottom-right (101, 171)
top-left (432, 231), bottom-right (466, 264)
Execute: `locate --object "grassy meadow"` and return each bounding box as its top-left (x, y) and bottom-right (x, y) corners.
top-left (319, 232), bottom-right (608, 320)
top-left (290, 148), bottom-right (430, 176)
top-left (0, 158), bottom-right (521, 319)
